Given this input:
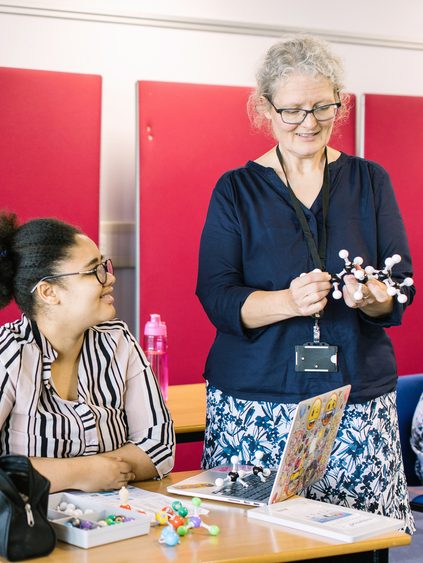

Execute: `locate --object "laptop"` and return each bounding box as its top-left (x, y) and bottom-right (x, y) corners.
top-left (167, 385), bottom-right (351, 507)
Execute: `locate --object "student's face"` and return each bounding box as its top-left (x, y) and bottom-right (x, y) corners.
top-left (266, 73), bottom-right (338, 159)
top-left (52, 234), bottom-right (116, 329)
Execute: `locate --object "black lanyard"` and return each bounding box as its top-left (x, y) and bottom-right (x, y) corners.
top-left (275, 145), bottom-right (330, 271)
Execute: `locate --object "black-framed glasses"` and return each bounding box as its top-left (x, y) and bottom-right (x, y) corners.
top-left (30, 259), bottom-right (114, 294)
top-left (266, 97), bottom-right (341, 125)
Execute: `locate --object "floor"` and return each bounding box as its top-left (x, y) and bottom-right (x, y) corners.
top-left (391, 487), bottom-right (423, 563)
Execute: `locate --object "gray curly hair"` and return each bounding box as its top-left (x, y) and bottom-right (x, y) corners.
top-left (248, 35), bottom-right (349, 131)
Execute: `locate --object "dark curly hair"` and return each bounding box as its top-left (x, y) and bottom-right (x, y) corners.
top-left (0, 211), bottom-right (82, 318)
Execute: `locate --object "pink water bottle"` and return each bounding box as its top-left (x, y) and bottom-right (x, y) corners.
top-left (143, 314), bottom-right (169, 401)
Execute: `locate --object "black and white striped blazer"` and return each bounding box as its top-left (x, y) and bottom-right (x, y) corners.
top-left (0, 315), bottom-right (175, 477)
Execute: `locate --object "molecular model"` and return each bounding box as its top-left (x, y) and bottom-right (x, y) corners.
top-left (214, 452), bottom-right (271, 489)
top-left (156, 498), bottom-right (220, 547)
top-left (330, 250), bottom-right (414, 304)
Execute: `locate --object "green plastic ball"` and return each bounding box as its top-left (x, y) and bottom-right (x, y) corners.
top-left (209, 525), bottom-right (220, 536)
top-left (177, 525), bottom-right (189, 536)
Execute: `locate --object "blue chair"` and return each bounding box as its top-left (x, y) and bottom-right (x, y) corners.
top-left (397, 374), bottom-right (423, 512)
top-left (396, 373), bottom-right (423, 486)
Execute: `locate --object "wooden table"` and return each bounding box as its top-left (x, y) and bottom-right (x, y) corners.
top-left (167, 383), bottom-right (206, 443)
top-left (13, 471), bottom-right (410, 563)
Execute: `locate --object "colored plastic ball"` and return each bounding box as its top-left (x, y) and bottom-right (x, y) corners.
top-left (191, 497), bottom-right (202, 508)
top-left (177, 506), bottom-right (189, 518)
top-left (169, 515), bottom-right (186, 529)
top-left (159, 526), bottom-right (180, 546)
top-left (171, 501), bottom-right (183, 512)
top-left (155, 510), bottom-right (169, 525)
top-left (209, 525), bottom-right (220, 536)
top-left (189, 516), bottom-right (202, 528)
top-left (177, 525), bottom-right (189, 536)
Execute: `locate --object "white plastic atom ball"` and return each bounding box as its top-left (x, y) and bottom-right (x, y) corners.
top-left (353, 256), bottom-right (363, 265)
top-left (392, 254), bottom-right (401, 264)
top-left (387, 287), bottom-right (397, 296)
top-left (354, 270), bottom-right (365, 280)
top-left (339, 249), bottom-right (349, 259)
top-left (354, 290), bottom-right (363, 300)
top-left (385, 258), bottom-right (394, 269)
top-left (397, 294), bottom-right (408, 303)
top-left (255, 451), bottom-right (264, 461)
top-left (230, 455), bottom-right (239, 464)
top-left (403, 277), bottom-right (414, 286)
top-left (215, 478), bottom-right (224, 487)
top-left (333, 290), bottom-right (342, 300)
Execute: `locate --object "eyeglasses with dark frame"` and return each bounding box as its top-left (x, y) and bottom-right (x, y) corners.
top-left (265, 96), bottom-right (341, 125)
top-left (30, 259), bottom-right (114, 294)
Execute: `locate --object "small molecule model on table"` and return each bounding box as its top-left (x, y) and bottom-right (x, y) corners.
top-left (214, 455), bottom-right (249, 489)
top-left (330, 250), bottom-right (414, 304)
top-left (214, 451), bottom-right (271, 490)
top-left (157, 498), bottom-right (220, 547)
top-left (250, 450), bottom-right (272, 483)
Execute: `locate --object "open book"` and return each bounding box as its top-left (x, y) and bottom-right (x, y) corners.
top-left (247, 496), bottom-right (404, 543)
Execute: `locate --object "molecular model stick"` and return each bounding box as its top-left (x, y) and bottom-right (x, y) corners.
top-left (330, 250), bottom-right (413, 303)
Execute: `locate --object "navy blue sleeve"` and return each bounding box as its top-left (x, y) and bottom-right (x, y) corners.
top-left (196, 173), bottom-right (259, 336)
top-left (359, 162), bottom-right (415, 327)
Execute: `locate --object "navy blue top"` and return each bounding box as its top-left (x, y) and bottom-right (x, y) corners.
top-left (196, 153), bottom-right (415, 403)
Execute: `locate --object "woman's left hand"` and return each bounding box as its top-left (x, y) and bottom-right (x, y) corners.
top-left (342, 274), bottom-right (394, 316)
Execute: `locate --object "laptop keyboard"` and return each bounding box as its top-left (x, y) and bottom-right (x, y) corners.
top-left (212, 471), bottom-right (277, 502)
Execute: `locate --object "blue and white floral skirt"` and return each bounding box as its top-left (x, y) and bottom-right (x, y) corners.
top-left (202, 384), bottom-right (415, 533)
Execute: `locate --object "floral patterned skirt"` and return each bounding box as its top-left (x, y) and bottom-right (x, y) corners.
top-left (202, 384), bottom-right (415, 533)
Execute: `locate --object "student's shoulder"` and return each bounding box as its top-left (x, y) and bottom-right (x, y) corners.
top-left (0, 316), bottom-right (33, 367)
top-left (90, 319), bottom-right (138, 347)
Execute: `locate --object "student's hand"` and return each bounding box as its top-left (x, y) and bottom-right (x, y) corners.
top-left (76, 455), bottom-right (136, 491)
top-left (289, 270), bottom-right (332, 317)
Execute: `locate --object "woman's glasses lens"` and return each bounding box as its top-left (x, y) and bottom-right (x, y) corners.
top-left (96, 259), bottom-right (113, 284)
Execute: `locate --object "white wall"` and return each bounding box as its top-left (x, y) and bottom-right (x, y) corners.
top-left (1, 0), bottom-right (423, 331)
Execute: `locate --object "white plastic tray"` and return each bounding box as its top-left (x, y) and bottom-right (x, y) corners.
top-left (48, 492), bottom-right (150, 549)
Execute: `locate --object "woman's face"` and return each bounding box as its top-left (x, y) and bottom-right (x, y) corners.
top-left (49, 234), bottom-right (116, 329)
top-left (266, 73), bottom-right (338, 159)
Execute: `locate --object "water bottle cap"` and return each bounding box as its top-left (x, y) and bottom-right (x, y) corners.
top-left (144, 313), bottom-right (167, 336)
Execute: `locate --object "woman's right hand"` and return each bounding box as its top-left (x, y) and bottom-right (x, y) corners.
top-left (289, 270), bottom-right (332, 317)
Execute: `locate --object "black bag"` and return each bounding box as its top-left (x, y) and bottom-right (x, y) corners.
top-left (0, 455), bottom-right (56, 561)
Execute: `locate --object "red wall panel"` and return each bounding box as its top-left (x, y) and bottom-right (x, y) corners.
top-left (138, 81), bottom-right (356, 386)
top-left (0, 67), bottom-right (101, 325)
top-left (364, 94), bottom-right (423, 375)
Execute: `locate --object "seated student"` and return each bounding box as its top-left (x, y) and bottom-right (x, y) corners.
top-left (0, 211), bottom-right (175, 492)
top-left (411, 392), bottom-right (423, 484)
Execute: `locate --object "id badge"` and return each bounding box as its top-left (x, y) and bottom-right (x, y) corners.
top-left (295, 343), bottom-right (338, 372)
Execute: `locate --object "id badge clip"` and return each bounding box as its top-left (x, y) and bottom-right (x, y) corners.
top-left (295, 314), bottom-right (338, 373)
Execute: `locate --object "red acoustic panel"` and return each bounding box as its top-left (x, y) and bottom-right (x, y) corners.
top-left (138, 81), bottom-right (356, 385)
top-left (364, 94), bottom-right (423, 375)
top-left (173, 441), bottom-right (204, 472)
top-left (0, 67), bottom-right (101, 325)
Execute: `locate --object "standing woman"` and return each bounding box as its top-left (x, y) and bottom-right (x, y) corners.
top-left (0, 212), bottom-right (174, 492)
top-left (196, 35), bottom-right (415, 531)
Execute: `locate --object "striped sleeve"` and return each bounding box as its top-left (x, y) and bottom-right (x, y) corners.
top-left (123, 328), bottom-right (175, 477)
